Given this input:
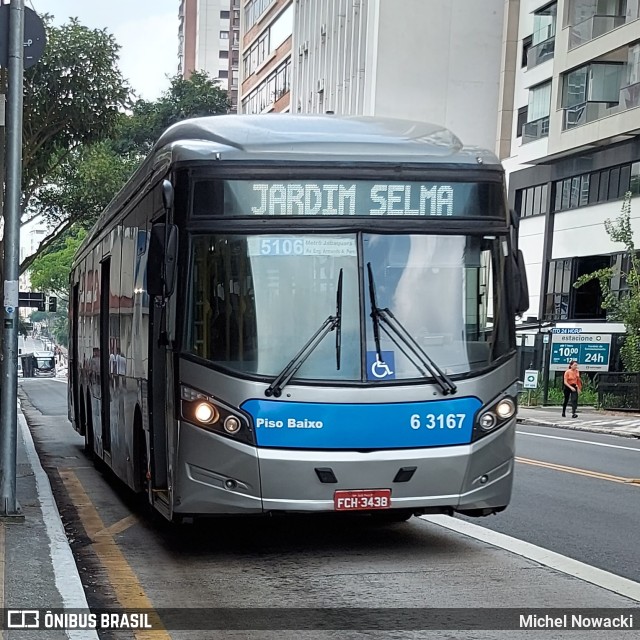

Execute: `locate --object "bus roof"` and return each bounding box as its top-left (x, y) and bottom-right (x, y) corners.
top-left (156, 114), bottom-right (501, 167)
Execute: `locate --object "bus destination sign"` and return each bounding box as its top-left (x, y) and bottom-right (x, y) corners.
top-left (221, 180), bottom-right (503, 218)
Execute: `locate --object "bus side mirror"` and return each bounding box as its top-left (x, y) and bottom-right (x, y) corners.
top-left (513, 249), bottom-right (530, 316)
top-left (162, 179), bottom-right (174, 211)
top-left (148, 223), bottom-right (179, 297)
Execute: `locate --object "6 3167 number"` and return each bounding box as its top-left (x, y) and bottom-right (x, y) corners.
top-left (410, 413), bottom-right (466, 430)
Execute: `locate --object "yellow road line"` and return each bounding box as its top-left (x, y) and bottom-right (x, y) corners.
top-left (95, 514), bottom-right (140, 538)
top-left (516, 456), bottom-right (640, 486)
top-left (59, 469), bottom-right (171, 640)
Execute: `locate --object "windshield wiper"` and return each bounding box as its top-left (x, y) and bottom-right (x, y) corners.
top-left (265, 269), bottom-right (343, 398)
top-left (366, 262), bottom-right (457, 395)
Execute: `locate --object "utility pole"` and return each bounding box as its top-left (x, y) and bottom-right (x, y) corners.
top-left (0, 0), bottom-right (24, 517)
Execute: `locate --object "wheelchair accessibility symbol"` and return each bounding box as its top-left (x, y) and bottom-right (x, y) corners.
top-left (366, 351), bottom-right (396, 380)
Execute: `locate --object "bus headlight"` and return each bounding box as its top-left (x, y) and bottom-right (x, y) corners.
top-left (194, 402), bottom-right (218, 425)
top-left (495, 398), bottom-right (516, 420)
top-left (180, 385), bottom-right (254, 445)
top-left (224, 416), bottom-right (241, 434)
top-left (479, 413), bottom-right (497, 430)
top-left (473, 394), bottom-right (517, 440)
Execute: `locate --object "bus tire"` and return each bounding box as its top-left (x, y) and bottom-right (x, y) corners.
top-left (133, 408), bottom-right (148, 496)
top-left (83, 393), bottom-right (94, 460)
top-left (369, 509), bottom-right (413, 523)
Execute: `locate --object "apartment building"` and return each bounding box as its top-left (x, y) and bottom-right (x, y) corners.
top-left (504, 0), bottom-right (640, 371)
top-left (179, 0), bottom-right (240, 110)
top-left (290, 0), bottom-right (506, 152)
top-left (239, 0), bottom-right (293, 114)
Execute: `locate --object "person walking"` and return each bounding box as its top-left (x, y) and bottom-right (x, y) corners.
top-left (562, 360), bottom-right (582, 418)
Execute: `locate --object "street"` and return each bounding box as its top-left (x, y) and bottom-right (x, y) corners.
top-left (462, 424), bottom-right (640, 583)
top-left (17, 378), bottom-right (640, 639)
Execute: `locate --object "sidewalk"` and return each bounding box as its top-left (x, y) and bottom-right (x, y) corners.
top-left (518, 405), bottom-right (640, 438)
top-left (0, 404), bottom-right (98, 640)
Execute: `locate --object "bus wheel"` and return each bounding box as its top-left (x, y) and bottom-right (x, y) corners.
top-left (134, 410), bottom-right (149, 497)
top-left (83, 394), bottom-right (94, 460)
top-left (369, 509), bottom-right (413, 523)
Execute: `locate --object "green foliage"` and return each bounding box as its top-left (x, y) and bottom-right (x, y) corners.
top-left (18, 35), bottom-right (229, 277)
top-left (29, 228), bottom-right (86, 299)
top-left (115, 71), bottom-right (231, 155)
top-left (23, 18), bottom-right (131, 203)
top-left (518, 377), bottom-right (598, 407)
top-left (34, 142), bottom-right (140, 230)
top-left (573, 192), bottom-right (640, 372)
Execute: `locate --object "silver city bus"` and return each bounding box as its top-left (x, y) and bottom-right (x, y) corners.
top-left (69, 115), bottom-right (529, 523)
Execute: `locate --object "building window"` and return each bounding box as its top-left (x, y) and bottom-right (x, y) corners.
top-left (523, 82), bottom-right (551, 142)
top-left (219, 70), bottom-right (229, 79)
top-left (522, 35), bottom-right (533, 68)
top-left (528, 3), bottom-right (557, 68)
top-left (516, 106), bottom-right (528, 137)
top-left (631, 162), bottom-right (640, 194)
top-left (544, 258), bottom-right (572, 321)
top-left (220, 10), bottom-right (230, 19)
top-left (573, 256), bottom-right (608, 319)
top-left (244, 0), bottom-right (275, 32)
top-left (562, 63), bottom-right (623, 129)
top-left (516, 183), bottom-right (548, 218)
top-left (220, 31), bottom-right (229, 39)
top-left (220, 50), bottom-right (229, 59)
top-left (569, 0), bottom-right (627, 49)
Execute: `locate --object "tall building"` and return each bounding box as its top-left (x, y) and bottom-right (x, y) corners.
top-left (504, 0), bottom-right (640, 371)
top-left (291, 0), bottom-right (506, 151)
top-left (179, 0), bottom-right (240, 110)
top-left (239, 0), bottom-right (293, 114)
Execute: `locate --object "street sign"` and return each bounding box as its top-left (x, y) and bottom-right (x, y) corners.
top-left (18, 291), bottom-right (45, 311)
top-left (523, 370), bottom-right (539, 389)
top-left (549, 333), bottom-right (612, 372)
top-left (0, 6), bottom-right (47, 69)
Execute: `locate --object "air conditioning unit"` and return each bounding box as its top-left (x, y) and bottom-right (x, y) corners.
top-left (317, 79), bottom-right (325, 93)
top-left (320, 24), bottom-right (327, 37)
top-left (298, 42), bottom-right (308, 56)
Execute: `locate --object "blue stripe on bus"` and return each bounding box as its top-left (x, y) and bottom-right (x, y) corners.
top-left (241, 397), bottom-right (482, 449)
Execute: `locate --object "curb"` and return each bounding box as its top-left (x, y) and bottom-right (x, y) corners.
top-left (18, 405), bottom-right (100, 640)
top-left (517, 417), bottom-right (640, 439)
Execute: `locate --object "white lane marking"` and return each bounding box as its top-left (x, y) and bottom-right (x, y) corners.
top-left (421, 515), bottom-right (640, 602)
top-left (517, 430), bottom-right (640, 452)
top-left (18, 407), bottom-right (99, 640)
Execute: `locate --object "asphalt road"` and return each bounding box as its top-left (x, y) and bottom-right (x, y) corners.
top-left (462, 424), bottom-right (640, 583)
top-left (18, 378), bottom-right (640, 639)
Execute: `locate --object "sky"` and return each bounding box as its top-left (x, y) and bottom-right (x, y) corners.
top-left (30, 0), bottom-right (179, 101)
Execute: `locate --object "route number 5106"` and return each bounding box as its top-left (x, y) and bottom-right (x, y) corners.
top-left (410, 413), bottom-right (466, 429)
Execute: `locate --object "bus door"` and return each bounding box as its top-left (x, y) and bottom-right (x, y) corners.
top-left (100, 258), bottom-right (112, 453)
top-left (70, 283), bottom-right (80, 428)
top-left (147, 222), bottom-right (169, 491)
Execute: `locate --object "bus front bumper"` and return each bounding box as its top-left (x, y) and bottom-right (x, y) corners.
top-left (173, 420), bottom-right (515, 516)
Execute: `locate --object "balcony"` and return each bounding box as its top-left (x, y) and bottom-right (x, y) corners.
top-left (522, 116), bottom-right (549, 143)
top-left (619, 80), bottom-right (640, 110)
top-left (527, 37), bottom-right (555, 69)
top-left (562, 100), bottom-right (619, 129)
top-left (569, 15), bottom-right (626, 50)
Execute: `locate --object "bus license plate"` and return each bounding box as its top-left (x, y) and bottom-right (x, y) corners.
top-left (334, 489), bottom-right (391, 511)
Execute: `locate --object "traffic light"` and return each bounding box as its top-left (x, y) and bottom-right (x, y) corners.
top-left (48, 296), bottom-right (57, 312)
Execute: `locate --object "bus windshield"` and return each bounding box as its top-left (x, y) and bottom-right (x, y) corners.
top-left (186, 233), bottom-right (511, 382)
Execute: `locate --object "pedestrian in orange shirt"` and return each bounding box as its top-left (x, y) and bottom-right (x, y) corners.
top-left (562, 360), bottom-right (582, 418)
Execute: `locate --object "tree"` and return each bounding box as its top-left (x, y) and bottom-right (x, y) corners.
top-left (28, 228), bottom-right (86, 301)
top-left (117, 71), bottom-right (231, 155)
top-left (1, 18), bottom-right (131, 279)
top-left (19, 68), bottom-right (230, 275)
top-left (574, 192), bottom-right (640, 371)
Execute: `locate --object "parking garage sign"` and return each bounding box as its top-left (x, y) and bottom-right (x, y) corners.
top-left (550, 333), bottom-right (611, 372)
